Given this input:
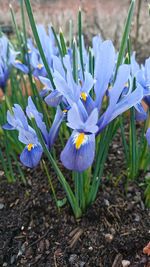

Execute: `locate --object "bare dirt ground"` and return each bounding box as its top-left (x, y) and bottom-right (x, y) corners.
top-left (0, 133), bottom-right (150, 266)
top-left (0, 0), bottom-right (150, 61)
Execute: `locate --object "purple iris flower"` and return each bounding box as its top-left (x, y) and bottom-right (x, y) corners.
top-left (61, 103), bottom-right (98, 172)
top-left (0, 57), bottom-right (10, 91)
top-left (39, 41), bottom-right (144, 173)
top-left (60, 63), bottom-right (143, 172)
top-left (19, 128), bottom-right (43, 168)
top-left (52, 55), bottom-right (95, 110)
top-left (3, 99), bottom-right (47, 168)
top-left (39, 55), bottom-right (66, 106)
top-left (94, 40), bottom-right (116, 111)
top-left (3, 96), bottom-right (64, 168)
top-left (130, 56), bottom-right (150, 120)
top-left (92, 35), bottom-right (103, 58)
top-left (14, 25), bottom-right (57, 78)
top-left (37, 25), bottom-right (58, 67)
top-left (97, 64), bottom-right (143, 133)
top-left (0, 36), bottom-right (17, 92)
top-left (53, 55), bottom-right (80, 106)
top-left (14, 47), bottom-right (46, 77)
top-left (136, 58), bottom-right (150, 106)
top-left (38, 76), bottom-right (53, 98)
top-left (3, 104), bottom-right (29, 131)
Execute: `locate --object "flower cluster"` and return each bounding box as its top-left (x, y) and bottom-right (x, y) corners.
top-left (4, 31), bottom-right (146, 172)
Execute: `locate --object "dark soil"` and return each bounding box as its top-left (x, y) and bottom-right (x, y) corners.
top-left (0, 135), bottom-right (150, 267)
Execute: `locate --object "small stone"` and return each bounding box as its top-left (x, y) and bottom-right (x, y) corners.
top-left (122, 260), bottom-right (130, 267)
top-left (88, 246), bottom-right (93, 251)
top-left (69, 254), bottom-right (78, 265)
top-left (140, 201), bottom-right (145, 210)
top-left (0, 171), bottom-right (4, 177)
top-left (126, 202), bottom-right (134, 211)
top-left (105, 233), bottom-right (114, 243)
top-left (0, 203), bottom-right (4, 210)
top-left (133, 195), bottom-right (141, 203)
top-left (134, 214), bottom-right (140, 222)
top-left (3, 263), bottom-right (7, 267)
top-left (79, 261), bottom-right (86, 267)
top-left (104, 199), bottom-right (110, 206)
top-left (110, 228), bottom-right (116, 235)
top-left (10, 255), bottom-right (16, 264)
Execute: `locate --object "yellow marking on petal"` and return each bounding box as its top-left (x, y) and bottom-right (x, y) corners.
top-left (37, 63), bottom-right (43, 69)
top-left (27, 143), bottom-right (34, 151)
top-left (63, 109), bottom-right (68, 113)
top-left (125, 82), bottom-right (129, 87)
top-left (15, 59), bottom-right (22, 64)
top-left (75, 133), bottom-right (85, 150)
top-left (28, 49), bottom-right (32, 54)
top-left (80, 92), bottom-right (87, 101)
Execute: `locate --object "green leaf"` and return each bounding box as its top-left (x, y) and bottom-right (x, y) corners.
top-left (24, 0), bottom-right (55, 88)
top-left (59, 29), bottom-right (67, 56)
top-left (78, 8), bottom-right (84, 79)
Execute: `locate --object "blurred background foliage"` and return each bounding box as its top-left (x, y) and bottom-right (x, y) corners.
top-left (0, 0), bottom-right (149, 62)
